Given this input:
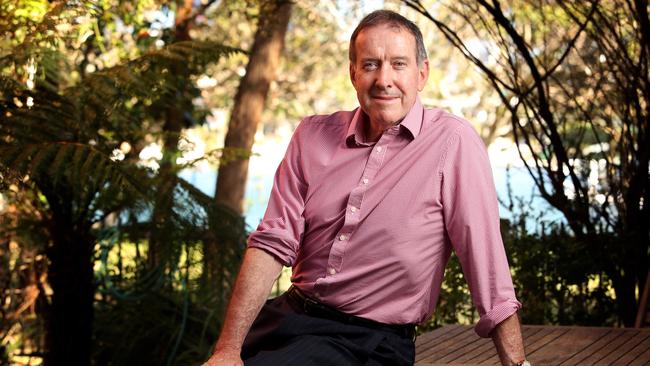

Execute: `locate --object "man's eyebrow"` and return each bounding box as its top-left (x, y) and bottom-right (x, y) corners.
top-left (360, 57), bottom-right (380, 62)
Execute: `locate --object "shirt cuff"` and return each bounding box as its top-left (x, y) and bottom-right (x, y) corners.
top-left (247, 233), bottom-right (297, 267)
top-left (474, 299), bottom-right (522, 338)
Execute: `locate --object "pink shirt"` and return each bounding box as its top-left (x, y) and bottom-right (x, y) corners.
top-left (248, 98), bottom-right (521, 337)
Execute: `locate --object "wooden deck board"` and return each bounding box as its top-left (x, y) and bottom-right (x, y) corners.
top-left (477, 326), bottom-right (570, 365)
top-left (557, 328), bottom-right (617, 365)
top-left (628, 345), bottom-right (650, 366)
top-left (596, 331), bottom-right (650, 365)
top-left (415, 325), bottom-right (470, 363)
top-left (415, 324), bottom-right (466, 353)
top-left (610, 334), bottom-right (650, 366)
top-left (568, 329), bottom-right (639, 365)
top-left (525, 327), bottom-right (610, 365)
top-left (416, 326), bottom-right (479, 362)
top-left (457, 326), bottom-right (544, 364)
top-left (415, 325), bottom-right (650, 365)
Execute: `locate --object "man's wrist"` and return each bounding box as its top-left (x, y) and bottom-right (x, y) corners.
top-left (213, 342), bottom-right (242, 354)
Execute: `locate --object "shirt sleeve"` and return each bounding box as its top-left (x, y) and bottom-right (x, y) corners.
top-left (440, 123), bottom-right (522, 338)
top-left (247, 120), bottom-right (308, 267)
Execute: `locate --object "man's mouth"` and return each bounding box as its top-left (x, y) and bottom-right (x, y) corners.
top-left (371, 95), bottom-right (399, 101)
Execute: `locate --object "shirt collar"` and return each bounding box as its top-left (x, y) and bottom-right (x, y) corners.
top-left (345, 97), bottom-right (424, 147)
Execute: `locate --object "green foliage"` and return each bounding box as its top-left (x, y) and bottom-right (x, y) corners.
top-left (502, 211), bottom-right (618, 326)
top-left (422, 200), bottom-right (619, 335)
top-left (0, 1), bottom-right (248, 364)
top-left (407, 0), bottom-right (649, 327)
top-left (417, 254), bottom-right (473, 334)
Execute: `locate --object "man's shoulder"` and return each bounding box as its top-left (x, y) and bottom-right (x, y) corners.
top-left (424, 107), bottom-right (469, 128)
top-left (300, 109), bottom-right (356, 128)
top-left (423, 107), bottom-right (482, 141)
top-left (292, 109), bottom-right (356, 141)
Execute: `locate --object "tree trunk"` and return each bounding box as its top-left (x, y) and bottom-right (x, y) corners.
top-left (215, 0), bottom-right (293, 214)
top-left (612, 271), bottom-right (639, 327)
top-left (147, 0), bottom-right (193, 270)
top-left (42, 198), bottom-right (95, 366)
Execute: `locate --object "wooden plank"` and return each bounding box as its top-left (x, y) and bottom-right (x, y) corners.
top-left (414, 325), bottom-right (650, 365)
top-left (472, 327), bottom-right (569, 365)
top-left (415, 324), bottom-right (466, 352)
top-left (474, 326), bottom-right (568, 364)
top-left (434, 336), bottom-right (492, 364)
top-left (418, 327), bottom-right (480, 363)
top-left (416, 326), bottom-right (480, 363)
top-left (610, 333), bottom-right (650, 366)
top-left (524, 327), bottom-right (610, 365)
top-left (433, 334), bottom-right (486, 363)
top-left (628, 343), bottom-right (650, 366)
top-left (595, 331), bottom-right (650, 365)
top-left (557, 328), bottom-right (616, 365)
top-left (415, 325), bottom-right (472, 363)
top-left (565, 328), bottom-right (639, 365)
top-left (520, 326), bottom-right (569, 354)
top-left (449, 326), bottom-right (543, 364)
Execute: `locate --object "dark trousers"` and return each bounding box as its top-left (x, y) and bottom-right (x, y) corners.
top-left (241, 292), bottom-right (415, 366)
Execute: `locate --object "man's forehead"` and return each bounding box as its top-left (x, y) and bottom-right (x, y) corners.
top-left (354, 24), bottom-right (416, 55)
top-left (357, 22), bottom-right (408, 37)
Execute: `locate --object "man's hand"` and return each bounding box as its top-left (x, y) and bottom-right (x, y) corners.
top-left (202, 248), bottom-right (283, 366)
top-left (201, 346), bottom-right (243, 366)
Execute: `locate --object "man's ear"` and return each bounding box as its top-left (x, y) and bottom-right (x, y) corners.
top-left (349, 62), bottom-right (357, 88)
top-left (417, 59), bottom-right (430, 92)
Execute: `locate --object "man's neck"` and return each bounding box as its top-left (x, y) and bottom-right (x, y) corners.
top-left (364, 119), bottom-right (401, 142)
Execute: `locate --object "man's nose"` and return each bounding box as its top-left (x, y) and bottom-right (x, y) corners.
top-left (375, 65), bottom-right (393, 89)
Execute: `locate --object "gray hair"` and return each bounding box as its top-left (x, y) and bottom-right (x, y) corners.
top-left (349, 9), bottom-right (428, 66)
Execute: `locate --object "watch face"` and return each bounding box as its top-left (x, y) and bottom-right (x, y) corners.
top-left (519, 361), bottom-right (531, 366)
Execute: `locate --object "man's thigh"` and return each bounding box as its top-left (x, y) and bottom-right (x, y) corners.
top-left (241, 293), bottom-right (415, 365)
top-left (244, 334), bottom-right (364, 366)
top-left (244, 331), bottom-right (415, 366)
top-left (365, 333), bottom-right (415, 366)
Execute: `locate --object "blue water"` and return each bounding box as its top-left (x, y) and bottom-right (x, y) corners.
top-left (179, 158), bottom-right (563, 233)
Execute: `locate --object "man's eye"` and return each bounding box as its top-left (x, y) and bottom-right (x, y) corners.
top-left (363, 62), bottom-right (378, 70)
top-left (394, 61), bottom-right (407, 68)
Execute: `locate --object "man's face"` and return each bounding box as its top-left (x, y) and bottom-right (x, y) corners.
top-left (350, 24), bottom-right (429, 129)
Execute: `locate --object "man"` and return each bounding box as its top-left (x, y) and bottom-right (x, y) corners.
top-left (204, 10), bottom-right (528, 366)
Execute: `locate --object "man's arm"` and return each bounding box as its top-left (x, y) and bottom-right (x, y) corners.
top-left (491, 313), bottom-right (526, 366)
top-left (202, 247), bottom-right (283, 366)
top-left (438, 124), bottom-right (525, 363)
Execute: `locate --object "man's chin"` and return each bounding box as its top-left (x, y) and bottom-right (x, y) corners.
top-left (369, 113), bottom-right (404, 128)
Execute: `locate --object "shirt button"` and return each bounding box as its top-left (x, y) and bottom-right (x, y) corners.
top-left (376, 146), bottom-right (383, 153)
top-left (350, 206), bottom-right (357, 213)
top-left (362, 178), bottom-right (369, 185)
top-left (329, 268), bottom-right (336, 275)
top-left (338, 234), bottom-right (347, 241)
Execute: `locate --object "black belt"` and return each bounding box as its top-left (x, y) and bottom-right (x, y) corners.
top-left (286, 286), bottom-right (416, 340)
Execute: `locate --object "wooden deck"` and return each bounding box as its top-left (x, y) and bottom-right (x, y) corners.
top-left (415, 324), bottom-right (650, 365)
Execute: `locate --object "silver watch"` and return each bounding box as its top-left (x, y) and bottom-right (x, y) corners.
top-left (516, 361), bottom-right (531, 366)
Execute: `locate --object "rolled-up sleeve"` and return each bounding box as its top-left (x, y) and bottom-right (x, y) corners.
top-left (247, 121), bottom-right (308, 267)
top-left (440, 123), bottom-right (522, 338)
